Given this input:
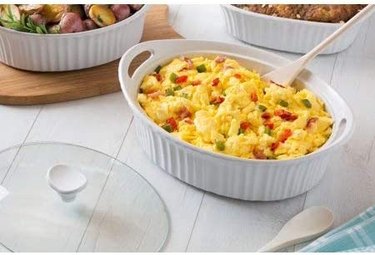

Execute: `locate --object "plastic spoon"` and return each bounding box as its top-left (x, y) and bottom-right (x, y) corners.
top-left (262, 5), bottom-right (375, 87)
top-left (258, 206), bottom-right (334, 252)
top-left (47, 164), bottom-right (87, 202)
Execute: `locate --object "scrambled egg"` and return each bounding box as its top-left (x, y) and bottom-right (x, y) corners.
top-left (137, 56), bottom-right (333, 160)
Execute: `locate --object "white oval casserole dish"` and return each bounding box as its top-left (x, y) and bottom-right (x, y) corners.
top-left (118, 39), bottom-right (354, 201)
top-left (221, 4), bottom-right (367, 54)
top-left (0, 5), bottom-right (150, 72)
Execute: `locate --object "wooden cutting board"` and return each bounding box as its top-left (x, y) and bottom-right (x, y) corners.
top-left (0, 5), bottom-right (182, 105)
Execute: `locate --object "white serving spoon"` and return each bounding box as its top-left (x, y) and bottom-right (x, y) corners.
top-left (258, 206), bottom-right (334, 252)
top-left (47, 164), bottom-right (87, 202)
top-left (262, 5), bottom-right (375, 87)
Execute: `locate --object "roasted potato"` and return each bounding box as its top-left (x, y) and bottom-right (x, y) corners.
top-left (88, 5), bottom-right (116, 27)
top-left (83, 18), bottom-right (97, 30)
top-left (110, 4), bottom-right (131, 21)
top-left (59, 12), bottom-right (84, 33)
top-left (40, 4), bottom-right (67, 23)
top-left (18, 4), bottom-right (44, 15)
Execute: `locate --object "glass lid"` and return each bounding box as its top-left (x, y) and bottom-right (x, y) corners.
top-left (0, 142), bottom-right (169, 252)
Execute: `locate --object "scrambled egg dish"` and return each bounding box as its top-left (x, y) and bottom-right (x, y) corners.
top-left (137, 56), bottom-right (333, 160)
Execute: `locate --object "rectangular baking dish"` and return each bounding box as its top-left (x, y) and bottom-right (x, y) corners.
top-left (221, 4), bottom-right (367, 54)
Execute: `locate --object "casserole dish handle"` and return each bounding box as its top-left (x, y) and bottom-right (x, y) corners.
top-left (324, 99), bottom-right (354, 151)
top-left (119, 40), bottom-right (193, 88)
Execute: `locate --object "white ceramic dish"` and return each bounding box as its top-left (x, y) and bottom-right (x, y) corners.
top-left (118, 39), bottom-right (354, 201)
top-left (0, 5), bottom-right (150, 72)
top-left (221, 4), bottom-right (367, 54)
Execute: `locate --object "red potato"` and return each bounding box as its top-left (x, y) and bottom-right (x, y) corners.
top-left (59, 12), bottom-right (84, 33)
top-left (29, 13), bottom-right (46, 25)
top-left (129, 4), bottom-right (143, 12)
top-left (110, 4), bottom-right (130, 21)
top-left (83, 18), bottom-right (97, 30)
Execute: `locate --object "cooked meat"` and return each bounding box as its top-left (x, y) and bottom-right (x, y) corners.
top-left (235, 4), bottom-right (366, 23)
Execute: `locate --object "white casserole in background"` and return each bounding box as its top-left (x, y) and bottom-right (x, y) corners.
top-left (118, 39), bottom-right (354, 201)
top-left (0, 5), bottom-right (150, 72)
top-left (221, 4), bottom-right (369, 54)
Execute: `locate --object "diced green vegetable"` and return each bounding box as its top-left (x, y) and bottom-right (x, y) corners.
top-left (162, 124), bottom-right (172, 133)
top-left (279, 100), bottom-right (289, 107)
top-left (169, 72), bottom-right (177, 83)
top-left (265, 127), bottom-right (272, 136)
top-left (196, 64), bottom-right (206, 73)
top-left (181, 93), bottom-right (189, 99)
top-left (258, 105), bottom-right (267, 112)
top-left (215, 141), bottom-right (225, 151)
top-left (301, 99), bottom-right (312, 108)
top-left (174, 85), bottom-right (182, 91)
top-left (238, 128), bottom-right (245, 135)
top-left (154, 65), bottom-right (162, 73)
top-left (165, 88), bottom-right (174, 96)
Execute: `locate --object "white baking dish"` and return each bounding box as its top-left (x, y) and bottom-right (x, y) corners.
top-left (0, 5), bottom-right (150, 72)
top-left (118, 39), bottom-right (354, 201)
top-left (221, 4), bottom-right (366, 54)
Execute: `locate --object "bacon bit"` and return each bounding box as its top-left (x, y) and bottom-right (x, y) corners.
top-left (274, 109), bottom-right (298, 121)
top-left (279, 129), bottom-right (293, 143)
top-left (210, 96), bottom-right (225, 105)
top-left (152, 73), bottom-right (162, 82)
top-left (250, 92), bottom-right (258, 102)
top-left (264, 121), bottom-right (274, 130)
top-left (234, 73), bottom-right (242, 79)
top-left (271, 142), bottom-right (280, 151)
top-left (306, 117), bottom-right (318, 129)
top-left (184, 57), bottom-right (194, 70)
top-left (175, 75), bottom-right (188, 84)
top-left (261, 112), bottom-right (272, 120)
top-left (214, 56), bottom-right (226, 63)
top-left (178, 106), bottom-right (192, 119)
top-left (240, 121), bottom-right (251, 130)
top-left (184, 118), bottom-right (193, 124)
top-left (253, 148), bottom-right (267, 159)
top-left (211, 78), bottom-right (220, 86)
top-left (147, 91), bottom-right (163, 98)
top-left (191, 80), bottom-right (201, 86)
top-left (166, 117), bottom-right (178, 131)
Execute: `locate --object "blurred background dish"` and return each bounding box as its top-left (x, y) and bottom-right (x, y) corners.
top-left (221, 4), bottom-right (372, 54)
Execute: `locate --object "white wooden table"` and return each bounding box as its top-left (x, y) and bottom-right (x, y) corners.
top-left (1, 5), bottom-right (375, 252)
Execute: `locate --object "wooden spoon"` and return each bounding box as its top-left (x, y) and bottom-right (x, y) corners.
top-left (258, 206), bottom-right (334, 252)
top-left (262, 5), bottom-right (375, 87)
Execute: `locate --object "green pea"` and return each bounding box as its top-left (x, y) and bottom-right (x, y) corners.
top-left (215, 141), bottom-right (225, 151)
top-left (162, 124), bottom-right (172, 133)
top-left (165, 88), bottom-right (174, 96)
top-left (174, 85), bottom-right (182, 91)
top-left (279, 100), bottom-right (289, 107)
top-left (170, 73), bottom-right (177, 83)
top-left (258, 105), bottom-right (267, 112)
top-left (196, 64), bottom-right (206, 73)
top-left (301, 99), bottom-right (312, 108)
top-left (265, 127), bottom-right (272, 136)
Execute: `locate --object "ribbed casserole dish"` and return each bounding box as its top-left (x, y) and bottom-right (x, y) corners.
top-left (0, 5), bottom-right (150, 72)
top-left (221, 4), bottom-right (367, 54)
top-left (118, 39), bottom-right (354, 201)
